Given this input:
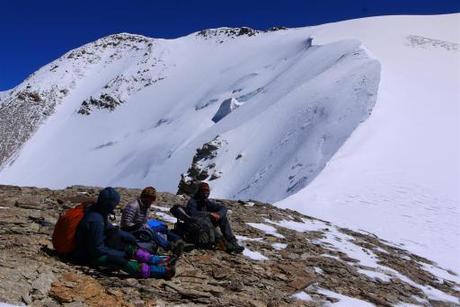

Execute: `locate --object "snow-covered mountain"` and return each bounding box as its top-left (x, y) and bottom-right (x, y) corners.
top-left (0, 25), bottom-right (379, 202)
top-left (0, 14), bottom-right (458, 276)
top-left (276, 14), bottom-right (460, 275)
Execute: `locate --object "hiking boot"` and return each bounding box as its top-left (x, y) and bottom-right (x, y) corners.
top-left (232, 243), bottom-right (245, 254)
top-left (183, 242), bottom-right (195, 252)
top-left (164, 265), bottom-right (176, 280)
top-left (227, 239), bottom-right (245, 254)
top-left (171, 240), bottom-right (185, 257)
top-left (169, 255), bottom-right (178, 266)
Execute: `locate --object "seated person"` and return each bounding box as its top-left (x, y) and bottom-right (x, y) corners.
top-left (186, 182), bottom-right (244, 253)
top-left (120, 186), bottom-right (189, 253)
top-left (72, 187), bottom-right (175, 279)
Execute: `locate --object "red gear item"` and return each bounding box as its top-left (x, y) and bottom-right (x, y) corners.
top-left (52, 202), bottom-right (91, 254)
top-left (210, 212), bottom-right (220, 221)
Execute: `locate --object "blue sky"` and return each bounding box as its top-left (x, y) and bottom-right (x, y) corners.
top-left (0, 0), bottom-right (458, 90)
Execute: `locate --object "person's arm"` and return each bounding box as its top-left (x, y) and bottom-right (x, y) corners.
top-left (87, 221), bottom-right (126, 260)
top-left (207, 199), bottom-right (227, 218)
top-left (117, 229), bottom-right (137, 244)
top-left (120, 202), bottom-right (142, 231)
top-left (186, 198), bottom-right (200, 216)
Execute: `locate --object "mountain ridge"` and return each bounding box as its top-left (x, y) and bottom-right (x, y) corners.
top-left (0, 23), bottom-right (380, 205)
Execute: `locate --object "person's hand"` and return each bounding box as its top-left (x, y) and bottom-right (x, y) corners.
top-left (210, 212), bottom-right (220, 221)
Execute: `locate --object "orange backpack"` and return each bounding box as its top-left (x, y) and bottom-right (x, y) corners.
top-left (52, 202), bottom-right (92, 254)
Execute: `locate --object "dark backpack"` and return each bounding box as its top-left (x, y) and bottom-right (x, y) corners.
top-left (131, 226), bottom-right (159, 254)
top-left (170, 204), bottom-right (218, 248)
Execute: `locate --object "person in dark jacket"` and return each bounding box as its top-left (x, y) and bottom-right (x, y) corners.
top-left (186, 182), bottom-right (244, 253)
top-left (73, 187), bottom-right (176, 279)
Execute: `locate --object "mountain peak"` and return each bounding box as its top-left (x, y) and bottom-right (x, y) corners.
top-left (195, 27), bottom-right (261, 40)
top-left (194, 26), bottom-right (289, 41)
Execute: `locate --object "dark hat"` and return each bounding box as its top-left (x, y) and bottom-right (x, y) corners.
top-left (141, 186), bottom-right (157, 199)
top-left (198, 182), bottom-right (210, 192)
top-left (96, 187), bottom-right (120, 215)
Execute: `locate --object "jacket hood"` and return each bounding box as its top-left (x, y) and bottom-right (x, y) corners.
top-left (94, 187), bottom-right (120, 216)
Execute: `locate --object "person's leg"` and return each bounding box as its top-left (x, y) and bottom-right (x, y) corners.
top-left (94, 254), bottom-right (174, 279)
top-left (152, 228), bottom-right (190, 255)
top-left (93, 255), bottom-right (143, 277)
top-left (149, 255), bottom-right (172, 265)
top-left (123, 260), bottom-right (148, 277)
top-left (217, 216), bottom-right (236, 242)
top-left (217, 216), bottom-right (245, 253)
top-left (152, 231), bottom-right (171, 250)
top-left (149, 263), bottom-right (175, 279)
top-left (126, 244), bottom-right (177, 266)
top-left (166, 230), bottom-right (181, 242)
top-left (123, 259), bottom-right (172, 279)
top-left (105, 228), bottom-right (128, 251)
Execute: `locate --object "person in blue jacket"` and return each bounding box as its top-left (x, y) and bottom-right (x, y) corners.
top-left (186, 182), bottom-right (244, 253)
top-left (72, 187), bottom-right (175, 279)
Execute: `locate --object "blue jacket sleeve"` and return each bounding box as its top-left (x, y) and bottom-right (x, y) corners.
top-left (116, 229), bottom-right (137, 244)
top-left (87, 221), bottom-right (126, 260)
top-left (207, 199), bottom-right (227, 217)
top-left (186, 198), bottom-right (200, 216)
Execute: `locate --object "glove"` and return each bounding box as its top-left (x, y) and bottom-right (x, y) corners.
top-left (133, 248), bottom-right (152, 263)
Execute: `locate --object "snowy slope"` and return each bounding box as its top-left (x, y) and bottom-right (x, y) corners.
top-left (0, 26), bottom-right (379, 204)
top-left (277, 14), bottom-right (460, 274)
top-left (0, 34), bottom-right (166, 171)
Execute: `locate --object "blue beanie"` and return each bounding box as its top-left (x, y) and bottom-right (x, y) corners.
top-left (96, 187), bottom-right (120, 214)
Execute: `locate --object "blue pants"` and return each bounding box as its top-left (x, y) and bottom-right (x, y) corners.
top-left (152, 228), bottom-right (181, 250)
top-left (147, 219), bottom-right (181, 250)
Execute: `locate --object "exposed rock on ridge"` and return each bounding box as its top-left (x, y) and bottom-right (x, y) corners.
top-left (177, 136), bottom-right (226, 195)
top-left (0, 33), bottom-right (166, 166)
top-left (0, 185), bottom-right (459, 306)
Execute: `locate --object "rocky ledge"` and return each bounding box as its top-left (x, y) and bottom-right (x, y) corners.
top-left (0, 185), bottom-right (459, 306)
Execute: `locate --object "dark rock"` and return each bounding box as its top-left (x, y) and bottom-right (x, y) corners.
top-left (267, 26), bottom-right (288, 32)
top-left (78, 94), bottom-right (122, 115)
top-left (177, 136), bottom-right (226, 195)
top-left (226, 280), bottom-right (244, 292)
top-left (211, 98), bottom-right (241, 123)
top-left (288, 275), bottom-right (316, 291)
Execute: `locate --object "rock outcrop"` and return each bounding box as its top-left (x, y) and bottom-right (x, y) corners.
top-left (0, 33), bottom-right (166, 167)
top-left (0, 185), bottom-right (459, 306)
top-left (211, 98), bottom-right (242, 123)
top-left (196, 27), bottom-right (261, 40)
top-left (0, 87), bottom-right (67, 167)
top-left (177, 137), bottom-right (226, 196)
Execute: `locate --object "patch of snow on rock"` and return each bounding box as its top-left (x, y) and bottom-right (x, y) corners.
top-left (292, 291), bottom-right (312, 301)
top-left (242, 248), bottom-right (268, 261)
top-left (246, 222), bottom-right (284, 238)
top-left (272, 243), bottom-right (288, 250)
top-left (265, 218), bottom-right (328, 232)
top-left (317, 288), bottom-right (374, 306)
